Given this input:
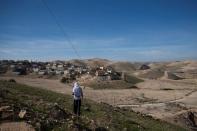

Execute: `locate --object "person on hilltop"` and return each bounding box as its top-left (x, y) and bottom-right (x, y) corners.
top-left (72, 81), bottom-right (83, 116)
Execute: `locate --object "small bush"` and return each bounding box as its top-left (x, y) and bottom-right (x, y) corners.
top-left (161, 88), bottom-right (174, 90)
top-left (60, 77), bottom-right (69, 83)
top-left (8, 79), bottom-right (16, 83)
top-left (130, 85), bottom-right (138, 89)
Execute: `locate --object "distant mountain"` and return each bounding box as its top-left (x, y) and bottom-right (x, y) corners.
top-left (67, 58), bottom-right (138, 73)
top-left (84, 58), bottom-right (112, 67)
top-left (66, 59), bottom-right (87, 67)
top-left (64, 59), bottom-right (197, 79)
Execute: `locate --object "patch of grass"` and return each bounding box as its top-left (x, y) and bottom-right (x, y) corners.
top-left (0, 80), bottom-right (186, 131)
top-left (124, 74), bottom-right (144, 84)
top-left (8, 78), bottom-right (16, 83)
top-left (83, 80), bottom-right (135, 89)
top-left (83, 74), bottom-right (143, 90)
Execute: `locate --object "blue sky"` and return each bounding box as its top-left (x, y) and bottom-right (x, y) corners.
top-left (0, 0), bottom-right (197, 61)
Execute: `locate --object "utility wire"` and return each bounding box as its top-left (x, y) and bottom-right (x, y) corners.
top-left (41, 0), bottom-right (81, 59)
top-left (41, 0), bottom-right (115, 110)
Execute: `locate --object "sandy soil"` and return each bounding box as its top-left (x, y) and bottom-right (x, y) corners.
top-left (1, 76), bottom-right (197, 128)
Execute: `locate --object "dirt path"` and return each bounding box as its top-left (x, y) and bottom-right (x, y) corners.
top-left (118, 88), bottom-right (197, 107)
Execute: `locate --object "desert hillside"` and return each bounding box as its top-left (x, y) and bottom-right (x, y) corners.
top-left (1, 59), bottom-right (197, 130)
top-left (0, 80), bottom-right (185, 131)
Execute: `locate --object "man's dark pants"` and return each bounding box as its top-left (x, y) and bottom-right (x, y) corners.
top-left (73, 99), bottom-right (81, 116)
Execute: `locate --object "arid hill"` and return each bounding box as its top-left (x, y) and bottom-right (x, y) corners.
top-left (84, 58), bottom-right (112, 68)
top-left (108, 62), bottom-right (137, 73)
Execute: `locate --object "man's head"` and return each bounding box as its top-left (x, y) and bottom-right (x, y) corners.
top-left (74, 81), bottom-right (79, 88)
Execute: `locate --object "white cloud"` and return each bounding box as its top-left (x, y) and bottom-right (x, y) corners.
top-left (0, 36), bottom-right (196, 61)
top-left (137, 50), bottom-right (164, 56)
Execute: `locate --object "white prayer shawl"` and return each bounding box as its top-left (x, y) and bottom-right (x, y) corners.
top-left (72, 82), bottom-right (82, 100)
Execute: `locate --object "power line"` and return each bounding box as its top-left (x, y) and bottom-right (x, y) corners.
top-left (41, 0), bottom-right (81, 59)
top-left (41, 0), bottom-right (116, 109)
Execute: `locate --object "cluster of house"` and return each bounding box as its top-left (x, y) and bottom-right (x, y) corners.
top-left (93, 66), bottom-right (124, 81)
top-left (0, 60), bottom-right (123, 81)
top-left (0, 60), bottom-right (30, 75)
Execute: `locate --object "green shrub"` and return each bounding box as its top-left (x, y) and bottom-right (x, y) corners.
top-left (8, 79), bottom-right (16, 83)
top-left (60, 77), bottom-right (69, 83)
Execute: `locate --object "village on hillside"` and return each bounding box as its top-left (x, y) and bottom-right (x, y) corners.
top-left (0, 60), bottom-right (126, 82)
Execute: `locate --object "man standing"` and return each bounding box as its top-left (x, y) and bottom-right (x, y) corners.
top-left (72, 82), bottom-right (83, 116)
